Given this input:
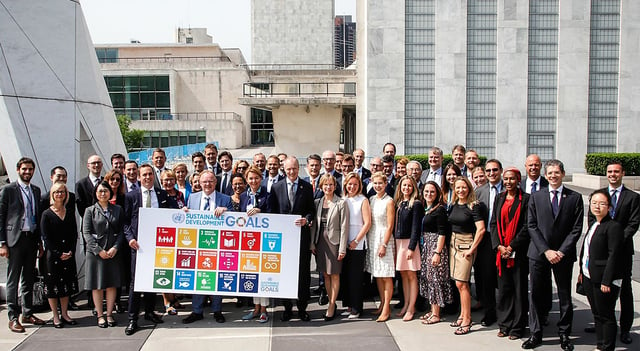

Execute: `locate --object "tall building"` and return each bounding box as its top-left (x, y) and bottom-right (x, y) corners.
top-left (335, 15), bottom-right (356, 68)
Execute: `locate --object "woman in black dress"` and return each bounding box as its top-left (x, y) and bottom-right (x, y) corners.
top-left (419, 181), bottom-right (452, 325)
top-left (83, 182), bottom-right (125, 328)
top-left (490, 168), bottom-right (530, 339)
top-left (41, 182), bottom-right (78, 328)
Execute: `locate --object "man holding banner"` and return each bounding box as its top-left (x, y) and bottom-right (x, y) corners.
top-left (269, 157), bottom-right (315, 321)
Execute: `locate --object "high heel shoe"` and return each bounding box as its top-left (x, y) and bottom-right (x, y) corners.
top-left (324, 303), bottom-right (336, 321)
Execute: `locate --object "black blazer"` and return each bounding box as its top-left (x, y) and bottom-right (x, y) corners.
top-left (0, 182), bottom-right (42, 247)
top-left (124, 186), bottom-right (175, 242)
top-left (360, 167), bottom-right (372, 181)
top-left (41, 191), bottom-right (76, 215)
top-left (394, 200), bottom-right (424, 251)
top-left (76, 176), bottom-right (99, 217)
top-left (239, 186), bottom-right (270, 213)
top-left (527, 186), bottom-right (584, 262)
top-left (268, 177), bottom-right (315, 238)
top-left (579, 217), bottom-right (624, 286)
top-left (261, 174), bottom-right (285, 193)
top-left (519, 177), bottom-right (549, 194)
top-left (490, 191), bottom-right (530, 259)
top-left (588, 186), bottom-right (640, 256)
top-left (216, 172), bottom-right (235, 196)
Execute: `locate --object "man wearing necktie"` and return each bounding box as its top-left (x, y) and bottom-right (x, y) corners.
top-left (124, 160), bottom-right (139, 193)
top-left (262, 155), bottom-right (284, 194)
top-left (523, 159), bottom-right (583, 351)
top-left (151, 148), bottom-right (168, 189)
top-left (268, 157), bottom-right (315, 322)
top-left (474, 159), bottom-right (503, 327)
top-left (420, 147), bottom-right (443, 185)
top-left (123, 164), bottom-right (176, 335)
top-left (216, 151), bottom-right (234, 196)
top-left (0, 157), bottom-right (46, 332)
top-left (76, 155), bottom-right (103, 217)
top-left (520, 154), bottom-right (549, 194)
top-left (584, 162), bottom-right (640, 345)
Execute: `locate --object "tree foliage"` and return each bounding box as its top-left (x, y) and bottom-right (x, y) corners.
top-left (116, 115), bottom-right (144, 152)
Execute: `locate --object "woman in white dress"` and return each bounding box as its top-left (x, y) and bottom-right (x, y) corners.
top-left (340, 172), bottom-right (371, 319)
top-left (365, 172), bottom-right (396, 322)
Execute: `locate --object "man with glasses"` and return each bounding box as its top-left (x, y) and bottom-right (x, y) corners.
top-left (363, 157), bottom-right (384, 197)
top-left (322, 150), bottom-right (342, 196)
top-left (76, 155), bottom-right (103, 217)
top-left (340, 154), bottom-right (355, 174)
top-left (474, 159), bottom-right (503, 327)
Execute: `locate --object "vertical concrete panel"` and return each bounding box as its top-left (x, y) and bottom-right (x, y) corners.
top-left (272, 105), bottom-right (341, 157)
top-left (617, 0), bottom-right (640, 152)
top-left (556, 0), bottom-right (590, 173)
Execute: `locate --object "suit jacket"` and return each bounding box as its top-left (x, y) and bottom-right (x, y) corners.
top-left (358, 167), bottom-right (372, 181)
top-left (82, 203), bottom-right (125, 255)
top-left (588, 186), bottom-right (640, 256)
top-left (261, 174), bottom-right (285, 193)
top-left (420, 167), bottom-right (444, 185)
top-left (186, 191), bottom-right (234, 212)
top-left (124, 186), bottom-right (175, 242)
top-left (490, 191), bottom-right (530, 258)
top-left (527, 186), bottom-right (584, 262)
top-left (239, 186), bottom-right (270, 212)
top-left (519, 177), bottom-right (549, 194)
top-left (41, 191), bottom-right (76, 215)
top-left (476, 181), bottom-right (504, 225)
top-left (0, 182), bottom-right (42, 247)
top-left (207, 162), bottom-right (222, 175)
top-left (268, 177), bottom-right (315, 238)
top-left (362, 177), bottom-right (395, 198)
top-left (303, 176), bottom-right (340, 200)
top-left (76, 176), bottom-right (99, 217)
top-left (579, 217), bottom-right (624, 286)
top-left (311, 195), bottom-right (350, 254)
top-left (216, 171), bottom-right (235, 196)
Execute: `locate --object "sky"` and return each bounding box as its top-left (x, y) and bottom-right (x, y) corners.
top-left (80, 0), bottom-right (356, 63)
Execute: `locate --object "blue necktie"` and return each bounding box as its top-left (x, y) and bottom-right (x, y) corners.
top-left (531, 182), bottom-right (537, 193)
top-left (551, 190), bottom-right (559, 217)
top-left (610, 189), bottom-right (617, 218)
top-left (204, 196), bottom-right (210, 211)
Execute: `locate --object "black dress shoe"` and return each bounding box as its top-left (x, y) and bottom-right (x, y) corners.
top-left (299, 311), bottom-right (311, 322)
top-left (144, 312), bottom-right (164, 324)
top-left (620, 332), bottom-right (632, 344)
top-left (182, 312), bottom-right (204, 324)
top-left (214, 312), bottom-right (226, 323)
top-left (584, 326), bottom-right (595, 333)
top-left (124, 320), bottom-right (138, 336)
top-left (280, 310), bottom-right (292, 322)
top-left (61, 318), bottom-right (77, 326)
top-left (559, 334), bottom-right (573, 351)
top-left (521, 336), bottom-right (542, 349)
top-left (53, 321), bottom-right (64, 329)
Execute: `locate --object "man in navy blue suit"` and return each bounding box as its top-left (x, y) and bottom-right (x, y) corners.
top-left (262, 155), bottom-right (284, 194)
top-left (182, 170), bottom-right (233, 324)
top-left (523, 159), bottom-right (583, 351)
top-left (124, 164), bottom-right (176, 336)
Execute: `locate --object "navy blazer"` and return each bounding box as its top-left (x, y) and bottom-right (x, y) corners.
top-left (239, 186), bottom-right (269, 212)
top-left (186, 191), bottom-right (234, 211)
top-left (579, 217), bottom-right (624, 286)
top-left (268, 177), bottom-right (315, 237)
top-left (0, 182), bottom-right (42, 247)
top-left (394, 200), bottom-right (424, 251)
top-left (527, 186), bottom-right (584, 262)
top-left (124, 186), bottom-right (175, 243)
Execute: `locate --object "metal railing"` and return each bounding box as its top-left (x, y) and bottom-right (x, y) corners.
top-left (99, 56), bottom-right (231, 64)
top-left (242, 82), bottom-right (356, 98)
top-left (240, 63), bottom-right (344, 71)
top-left (131, 111), bottom-right (241, 122)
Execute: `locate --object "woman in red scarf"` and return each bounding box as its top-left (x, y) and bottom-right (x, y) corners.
top-left (489, 168), bottom-right (530, 340)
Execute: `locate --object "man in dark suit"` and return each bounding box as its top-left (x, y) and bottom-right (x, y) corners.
top-left (305, 154), bottom-right (323, 199)
top-left (381, 155), bottom-right (396, 197)
top-left (253, 152), bottom-right (267, 178)
top-left (269, 156), bottom-right (315, 322)
top-left (0, 157), bottom-right (46, 332)
top-left (182, 170), bottom-right (233, 324)
top-left (123, 164), bottom-right (176, 335)
top-left (363, 157), bottom-right (384, 197)
top-left (40, 166), bottom-right (76, 213)
top-left (76, 154), bottom-right (103, 217)
top-left (204, 144), bottom-right (222, 174)
top-left (353, 148), bottom-right (371, 181)
top-left (321, 150), bottom-right (342, 196)
top-left (585, 162), bottom-right (640, 344)
top-left (151, 148), bottom-right (169, 189)
top-left (261, 154), bottom-right (284, 194)
top-left (124, 160), bottom-right (139, 193)
top-left (215, 151), bottom-right (234, 196)
top-left (520, 154), bottom-right (549, 194)
top-left (474, 159), bottom-right (503, 327)
top-left (522, 159), bottom-right (583, 351)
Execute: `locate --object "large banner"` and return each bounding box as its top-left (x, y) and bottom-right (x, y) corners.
top-left (134, 208), bottom-right (301, 299)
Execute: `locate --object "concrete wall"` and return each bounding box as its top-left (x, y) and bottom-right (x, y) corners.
top-left (0, 0), bottom-right (126, 189)
top-left (356, 0), bottom-right (405, 156)
top-left (618, 0), bottom-right (640, 152)
top-left (272, 105), bottom-right (342, 157)
top-left (251, 0), bottom-right (334, 65)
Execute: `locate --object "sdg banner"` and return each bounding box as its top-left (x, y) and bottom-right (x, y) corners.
top-left (134, 208), bottom-right (301, 299)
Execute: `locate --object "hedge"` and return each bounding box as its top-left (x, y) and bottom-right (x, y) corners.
top-left (396, 154), bottom-right (488, 171)
top-left (585, 153), bottom-right (640, 176)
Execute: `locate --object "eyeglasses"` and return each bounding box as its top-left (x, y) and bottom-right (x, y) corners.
top-left (485, 168), bottom-right (500, 173)
top-left (110, 178), bottom-right (121, 182)
top-left (590, 201), bottom-right (609, 207)
top-left (97, 189), bottom-right (109, 193)
top-left (53, 190), bottom-right (66, 195)
top-left (237, 166), bottom-right (247, 170)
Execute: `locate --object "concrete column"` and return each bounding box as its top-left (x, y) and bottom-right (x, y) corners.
top-left (272, 105), bottom-right (342, 157)
top-left (617, 0), bottom-right (640, 152)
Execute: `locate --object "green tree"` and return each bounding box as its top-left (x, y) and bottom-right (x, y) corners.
top-left (117, 115), bottom-right (144, 152)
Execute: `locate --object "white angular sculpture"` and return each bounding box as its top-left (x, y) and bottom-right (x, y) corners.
top-left (0, 0), bottom-right (125, 189)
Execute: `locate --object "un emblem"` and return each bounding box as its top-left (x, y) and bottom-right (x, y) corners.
top-left (172, 212), bottom-right (185, 224)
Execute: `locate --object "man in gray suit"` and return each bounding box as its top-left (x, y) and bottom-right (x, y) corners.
top-left (0, 157), bottom-right (46, 332)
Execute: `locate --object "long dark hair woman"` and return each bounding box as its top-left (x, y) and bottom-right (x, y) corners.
top-left (489, 168), bottom-right (530, 340)
top-left (578, 189), bottom-right (624, 351)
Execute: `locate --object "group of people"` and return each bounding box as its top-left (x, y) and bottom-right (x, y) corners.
top-left (0, 142), bottom-right (637, 351)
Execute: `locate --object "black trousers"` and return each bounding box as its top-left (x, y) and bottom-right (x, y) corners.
top-left (283, 232), bottom-right (311, 312)
top-left (584, 277), bottom-right (620, 351)
top-left (127, 248), bottom-right (156, 321)
top-left (6, 233), bottom-right (38, 321)
top-left (528, 258), bottom-right (573, 337)
top-left (472, 233), bottom-right (496, 318)
top-left (496, 257), bottom-right (528, 336)
top-left (340, 249), bottom-right (366, 313)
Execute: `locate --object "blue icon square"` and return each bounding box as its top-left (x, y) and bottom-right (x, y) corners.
top-left (217, 272), bottom-right (237, 292)
top-left (174, 270), bottom-right (195, 290)
top-left (262, 232), bottom-right (282, 252)
top-left (239, 273), bottom-right (259, 293)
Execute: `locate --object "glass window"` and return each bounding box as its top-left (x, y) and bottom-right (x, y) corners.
top-left (104, 75), bottom-right (171, 121)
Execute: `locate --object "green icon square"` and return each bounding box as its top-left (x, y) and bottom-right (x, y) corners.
top-left (153, 269), bottom-right (173, 289)
top-left (198, 229), bottom-right (218, 249)
top-left (196, 271), bottom-right (217, 291)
